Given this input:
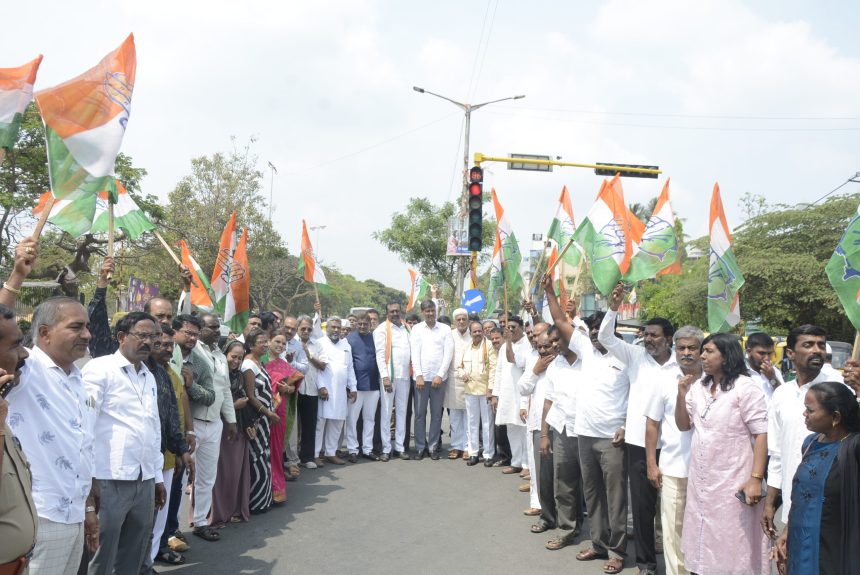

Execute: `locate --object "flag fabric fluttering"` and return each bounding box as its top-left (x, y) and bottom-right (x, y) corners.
top-left (407, 267), bottom-right (431, 310)
top-left (625, 179), bottom-right (681, 282)
top-left (298, 219), bottom-right (327, 287)
top-left (91, 180), bottom-right (155, 240)
top-left (210, 212), bottom-right (237, 315)
top-left (485, 189), bottom-right (524, 314)
top-left (572, 175), bottom-right (642, 295)
top-left (825, 203), bottom-right (860, 331)
top-left (546, 186), bottom-right (581, 268)
top-left (707, 183), bottom-right (744, 332)
top-left (224, 227), bottom-right (251, 333)
top-left (32, 189), bottom-right (97, 237)
top-left (179, 240), bottom-right (214, 311)
top-left (0, 55), bottom-right (42, 151)
top-left (35, 34), bottom-right (135, 202)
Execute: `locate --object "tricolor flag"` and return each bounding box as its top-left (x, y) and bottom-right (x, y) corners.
top-left (210, 212), bottom-right (237, 315)
top-left (32, 189), bottom-right (96, 237)
top-left (625, 179), bottom-right (681, 282)
top-left (225, 227), bottom-right (251, 333)
top-left (573, 175), bottom-right (643, 295)
top-left (407, 267), bottom-right (431, 310)
top-left (485, 189), bottom-right (524, 314)
top-left (546, 186), bottom-right (581, 267)
top-left (707, 183), bottom-right (744, 332)
top-left (0, 55), bottom-right (42, 151)
top-left (825, 203), bottom-right (860, 331)
top-left (298, 219), bottom-right (327, 287)
top-left (91, 180), bottom-right (155, 240)
top-left (179, 240), bottom-right (214, 311)
top-left (35, 35), bottom-right (135, 202)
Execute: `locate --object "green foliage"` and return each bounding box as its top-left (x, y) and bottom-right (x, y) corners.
top-left (373, 197), bottom-right (495, 300)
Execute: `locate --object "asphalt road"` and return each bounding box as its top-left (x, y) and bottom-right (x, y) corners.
top-left (158, 439), bottom-right (662, 575)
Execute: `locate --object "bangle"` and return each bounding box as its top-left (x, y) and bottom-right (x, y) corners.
top-left (751, 472), bottom-right (764, 480)
top-left (85, 505), bottom-right (96, 513)
top-left (2, 282), bottom-right (20, 294)
top-left (185, 431), bottom-right (196, 437)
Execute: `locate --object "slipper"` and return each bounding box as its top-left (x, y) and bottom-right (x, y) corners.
top-left (576, 548), bottom-right (609, 561)
top-left (502, 466), bottom-right (523, 475)
top-left (155, 550), bottom-right (186, 565)
top-left (523, 507), bottom-right (541, 516)
top-left (602, 558), bottom-right (623, 574)
top-left (193, 526), bottom-right (221, 541)
top-left (530, 522), bottom-right (554, 534)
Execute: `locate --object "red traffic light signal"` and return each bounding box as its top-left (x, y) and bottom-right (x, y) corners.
top-left (468, 166), bottom-right (483, 251)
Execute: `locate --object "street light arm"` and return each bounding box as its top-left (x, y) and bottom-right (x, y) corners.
top-left (470, 94), bottom-right (526, 111)
top-left (413, 87), bottom-right (467, 110)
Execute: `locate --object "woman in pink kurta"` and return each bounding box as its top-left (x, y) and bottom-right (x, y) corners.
top-left (676, 333), bottom-right (770, 575)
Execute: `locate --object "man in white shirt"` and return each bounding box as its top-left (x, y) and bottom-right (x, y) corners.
top-left (763, 324), bottom-right (844, 538)
top-left (7, 296), bottom-right (99, 575)
top-left (410, 300), bottom-right (454, 460)
top-left (374, 303), bottom-right (412, 461)
top-left (83, 311), bottom-right (166, 575)
top-left (445, 309), bottom-right (471, 459)
top-left (644, 326), bottom-right (702, 575)
top-left (600, 283), bottom-right (681, 575)
top-left (296, 316), bottom-right (325, 468)
top-left (282, 315), bottom-right (308, 474)
top-left (492, 314), bottom-right (532, 474)
top-left (316, 317), bottom-right (357, 465)
top-left (745, 332), bottom-right (783, 406)
top-left (542, 276), bottom-right (629, 570)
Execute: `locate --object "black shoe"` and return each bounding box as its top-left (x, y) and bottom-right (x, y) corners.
top-left (483, 459), bottom-right (494, 467)
top-left (467, 456), bottom-right (479, 466)
top-left (413, 450), bottom-right (427, 461)
top-left (347, 453), bottom-right (358, 464)
top-left (379, 453), bottom-right (390, 462)
top-left (430, 451), bottom-right (442, 461)
top-left (362, 452), bottom-right (379, 461)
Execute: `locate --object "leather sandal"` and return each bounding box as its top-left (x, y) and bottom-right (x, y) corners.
top-left (576, 548), bottom-right (609, 561)
top-left (603, 558), bottom-right (623, 574)
top-left (192, 526), bottom-right (220, 542)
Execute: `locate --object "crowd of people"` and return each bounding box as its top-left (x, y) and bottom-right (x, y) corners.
top-left (1, 237), bottom-right (859, 575)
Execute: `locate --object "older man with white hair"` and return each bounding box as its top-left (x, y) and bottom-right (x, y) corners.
top-left (445, 308), bottom-right (471, 459)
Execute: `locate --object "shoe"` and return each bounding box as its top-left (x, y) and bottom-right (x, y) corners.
top-left (347, 453), bottom-right (358, 464)
top-left (518, 483), bottom-right (530, 492)
top-left (324, 455), bottom-right (346, 465)
top-left (430, 451), bottom-right (442, 460)
top-left (413, 450), bottom-right (428, 461)
top-left (362, 452), bottom-right (379, 461)
top-left (397, 451), bottom-right (411, 461)
top-left (467, 456), bottom-right (479, 466)
top-left (483, 459), bottom-right (494, 468)
top-left (502, 466), bottom-right (523, 475)
top-left (492, 459), bottom-right (510, 467)
top-left (303, 461), bottom-right (318, 469)
top-left (167, 536), bottom-right (189, 553)
top-left (380, 453), bottom-right (390, 462)
top-left (313, 458), bottom-right (326, 467)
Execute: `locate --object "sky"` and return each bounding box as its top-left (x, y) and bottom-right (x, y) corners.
top-left (5, 0), bottom-right (860, 294)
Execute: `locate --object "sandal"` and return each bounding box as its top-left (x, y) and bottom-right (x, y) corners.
top-left (530, 522), bottom-right (554, 534)
top-left (576, 548), bottom-right (609, 561)
top-left (603, 558), bottom-right (623, 574)
top-left (192, 526), bottom-right (221, 541)
top-left (155, 549), bottom-right (185, 565)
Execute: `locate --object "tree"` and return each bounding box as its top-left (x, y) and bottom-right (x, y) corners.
top-left (628, 197), bottom-right (658, 222)
top-left (373, 197), bottom-right (495, 299)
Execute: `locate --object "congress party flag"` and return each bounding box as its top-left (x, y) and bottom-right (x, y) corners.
top-left (546, 186), bottom-right (581, 267)
top-left (298, 219), bottom-right (327, 286)
top-left (179, 240), bottom-right (214, 311)
top-left (0, 55), bottom-right (42, 151)
top-left (407, 267), bottom-right (431, 310)
top-left (625, 179), bottom-right (681, 282)
top-left (32, 189), bottom-right (96, 237)
top-left (573, 175), bottom-right (642, 295)
top-left (210, 211), bottom-right (237, 315)
top-left (485, 189), bottom-right (524, 314)
top-left (35, 35), bottom-right (135, 202)
top-left (91, 180), bottom-right (155, 240)
top-left (825, 203), bottom-right (860, 331)
top-left (225, 227), bottom-right (251, 333)
top-left (707, 183), bottom-right (744, 332)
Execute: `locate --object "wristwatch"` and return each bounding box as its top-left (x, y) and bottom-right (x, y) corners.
top-left (85, 506), bottom-right (97, 513)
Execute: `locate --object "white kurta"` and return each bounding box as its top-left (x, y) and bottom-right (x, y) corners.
top-left (493, 336), bottom-right (532, 426)
top-left (316, 336), bottom-right (357, 420)
top-left (445, 327), bottom-right (471, 410)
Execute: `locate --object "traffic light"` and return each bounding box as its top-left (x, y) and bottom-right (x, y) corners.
top-left (594, 162), bottom-right (660, 179)
top-left (468, 166), bottom-right (483, 252)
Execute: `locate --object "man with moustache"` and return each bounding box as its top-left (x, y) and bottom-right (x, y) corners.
top-left (446, 309), bottom-right (471, 459)
top-left (458, 321), bottom-right (496, 467)
top-left (761, 325), bottom-right (844, 540)
top-left (281, 316), bottom-right (307, 477)
top-left (492, 314), bottom-right (532, 475)
top-left (745, 332), bottom-right (783, 407)
top-left (6, 275), bottom-right (99, 575)
top-left (644, 326), bottom-right (703, 575)
top-left (317, 317), bottom-right (358, 465)
top-left (83, 312), bottom-right (166, 575)
top-left (374, 303), bottom-right (412, 461)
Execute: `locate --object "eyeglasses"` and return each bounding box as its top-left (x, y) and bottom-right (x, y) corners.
top-left (179, 330), bottom-right (200, 339)
top-left (128, 332), bottom-right (159, 342)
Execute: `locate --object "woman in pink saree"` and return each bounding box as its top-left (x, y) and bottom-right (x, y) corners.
top-left (265, 331), bottom-right (303, 504)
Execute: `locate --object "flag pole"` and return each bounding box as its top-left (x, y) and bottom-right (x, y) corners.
top-left (545, 237), bottom-right (576, 277)
top-left (0, 149), bottom-right (6, 166)
top-left (853, 331), bottom-right (860, 361)
top-left (31, 196), bottom-right (56, 239)
top-left (106, 203), bottom-right (115, 279)
top-left (569, 258), bottom-right (586, 298)
top-left (153, 230), bottom-right (183, 267)
top-left (526, 241), bottom-right (550, 295)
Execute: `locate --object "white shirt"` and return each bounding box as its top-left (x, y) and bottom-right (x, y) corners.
top-left (568, 318), bottom-right (629, 438)
top-left (445, 327), bottom-right (471, 410)
top-left (544, 354), bottom-right (580, 436)
top-left (410, 321), bottom-right (454, 381)
top-left (83, 350), bottom-right (164, 484)
top-left (287, 336), bottom-right (309, 374)
top-left (599, 311), bottom-right (682, 448)
top-left (300, 339), bottom-right (323, 396)
top-left (7, 346), bottom-right (95, 524)
top-left (316, 336), bottom-right (357, 420)
top-left (493, 336), bottom-right (532, 426)
top-left (747, 362), bottom-right (784, 406)
top-left (644, 376), bottom-right (692, 478)
top-left (767, 369), bottom-right (845, 522)
top-left (373, 320), bottom-right (411, 381)
top-left (517, 353), bottom-right (550, 432)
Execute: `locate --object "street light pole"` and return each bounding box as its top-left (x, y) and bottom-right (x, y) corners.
top-left (267, 161), bottom-right (278, 222)
top-left (413, 86), bottom-right (525, 305)
top-left (309, 224), bottom-right (326, 261)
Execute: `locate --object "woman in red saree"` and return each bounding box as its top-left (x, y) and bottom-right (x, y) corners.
top-left (265, 331), bottom-right (303, 504)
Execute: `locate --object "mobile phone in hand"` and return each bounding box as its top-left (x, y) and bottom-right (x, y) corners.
top-left (735, 490), bottom-right (747, 504)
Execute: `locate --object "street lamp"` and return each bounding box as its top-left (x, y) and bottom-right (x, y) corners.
top-left (309, 225), bottom-right (326, 261)
top-left (413, 86), bottom-right (525, 302)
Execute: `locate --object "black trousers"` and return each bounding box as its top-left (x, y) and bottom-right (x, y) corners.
top-left (627, 444), bottom-right (659, 572)
top-left (297, 393), bottom-right (319, 462)
top-left (403, 379), bottom-right (415, 451)
top-left (495, 424), bottom-right (511, 463)
top-left (533, 429), bottom-right (557, 527)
